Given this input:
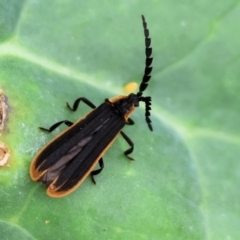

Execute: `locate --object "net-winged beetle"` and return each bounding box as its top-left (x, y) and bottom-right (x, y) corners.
top-left (30, 15), bottom-right (153, 197)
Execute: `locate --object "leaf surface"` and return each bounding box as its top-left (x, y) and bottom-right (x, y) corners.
top-left (0, 1), bottom-right (239, 239)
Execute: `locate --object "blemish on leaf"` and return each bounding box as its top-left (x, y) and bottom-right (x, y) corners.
top-left (0, 143), bottom-right (10, 166)
top-left (0, 90), bottom-right (8, 132)
top-left (125, 169), bottom-right (136, 177)
top-left (124, 82), bottom-right (138, 93)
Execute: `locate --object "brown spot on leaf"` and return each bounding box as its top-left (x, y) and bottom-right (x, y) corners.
top-left (0, 91), bottom-right (8, 131)
top-left (0, 143), bottom-right (10, 166)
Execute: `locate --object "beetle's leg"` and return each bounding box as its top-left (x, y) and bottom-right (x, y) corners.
top-left (39, 120), bottom-right (73, 132)
top-left (67, 97), bottom-right (96, 111)
top-left (126, 118), bottom-right (134, 125)
top-left (120, 131), bottom-right (134, 161)
top-left (91, 158), bottom-right (104, 184)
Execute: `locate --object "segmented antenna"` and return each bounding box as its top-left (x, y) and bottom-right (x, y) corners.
top-left (137, 15), bottom-right (153, 97)
top-left (141, 96), bottom-right (152, 131)
top-left (138, 15), bottom-right (153, 131)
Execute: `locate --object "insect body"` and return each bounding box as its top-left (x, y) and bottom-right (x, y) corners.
top-left (30, 15), bottom-right (153, 197)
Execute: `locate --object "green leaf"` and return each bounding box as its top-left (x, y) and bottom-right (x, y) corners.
top-left (0, 0), bottom-right (239, 239)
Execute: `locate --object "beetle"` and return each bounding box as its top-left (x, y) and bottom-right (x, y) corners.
top-left (30, 15), bottom-right (153, 197)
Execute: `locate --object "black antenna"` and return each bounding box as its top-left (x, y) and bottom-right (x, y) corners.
top-left (141, 96), bottom-right (152, 131)
top-left (137, 15), bottom-right (153, 97)
top-left (138, 15), bottom-right (153, 131)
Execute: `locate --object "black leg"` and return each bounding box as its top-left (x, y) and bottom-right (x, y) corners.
top-left (120, 131), bottom-right (134, 161)
top-left (67, 97), bottom-right (96, 111)
top-left (39, 120), bottom-right (73, 132)
top-left (91, 158), bottom-right (104, 184)
top-left (126, 118), bottom-right (134, 125)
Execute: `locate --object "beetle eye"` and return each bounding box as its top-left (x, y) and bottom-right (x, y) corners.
top-left (134, 102), bottom-right (139, 107)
